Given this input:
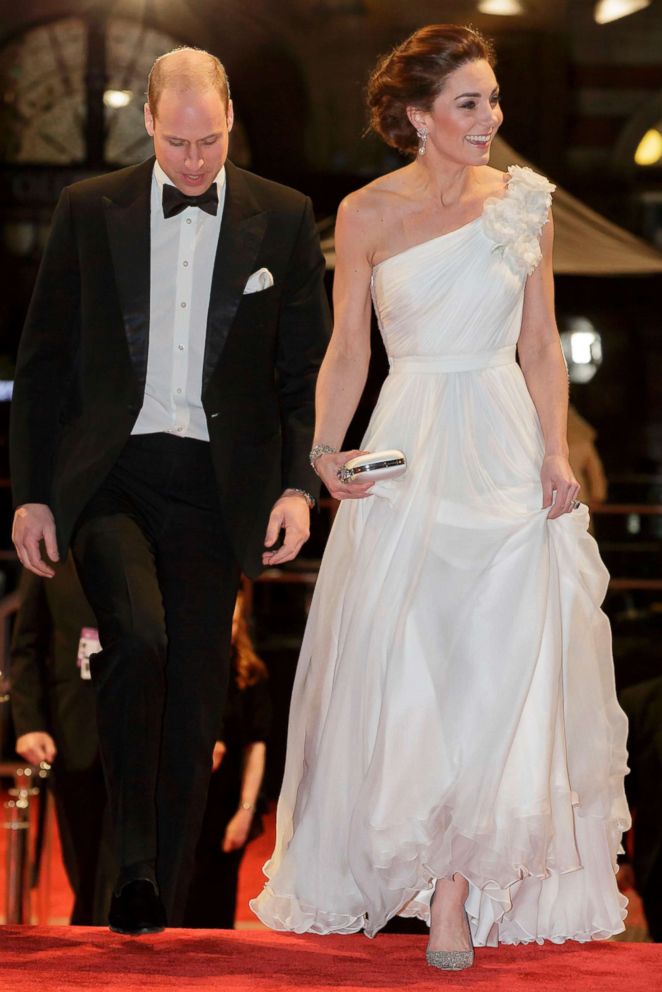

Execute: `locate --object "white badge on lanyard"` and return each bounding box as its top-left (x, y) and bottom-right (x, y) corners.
top-left (77, 627), bottom-right (101, 680)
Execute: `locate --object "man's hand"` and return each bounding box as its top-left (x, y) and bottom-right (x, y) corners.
top-left (222, 809), bottom-right (253, 852)
top-left (12, 504), bottom-right (59, 578)
top-left (16, 731), bottom-right (57, 765)
top-left (262, 492), bottom-right (310, 567)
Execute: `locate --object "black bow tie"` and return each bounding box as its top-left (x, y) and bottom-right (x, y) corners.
top-left (162, 183), bottom-right (219, 218)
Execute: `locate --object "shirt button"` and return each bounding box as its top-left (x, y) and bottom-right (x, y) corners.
top-left (186, 218), bottom-right (192, 225)
top-left (180, 301), bottom-right (187, 308)
top-left (176, 426), bottom-right (184, 432)
top-left (183, 260), bottom-right (189, 267)
top-left (176, 388), bottom-right (182, 394)
top-left (178, 344), bottom-right (184, 351)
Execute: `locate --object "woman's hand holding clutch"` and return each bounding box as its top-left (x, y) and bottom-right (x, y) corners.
top-left (314, 449), bottom-right (375, 501)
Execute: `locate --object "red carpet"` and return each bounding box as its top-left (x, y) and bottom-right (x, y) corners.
top-left (0, 926), bottom-right (659, 992)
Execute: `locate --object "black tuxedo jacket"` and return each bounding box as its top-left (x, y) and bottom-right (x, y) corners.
top-left (11, 158), bottom-right (331, 577)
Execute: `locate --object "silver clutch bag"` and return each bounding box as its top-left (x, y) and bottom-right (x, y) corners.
top-left (338, 449), bottom-right (407, 484)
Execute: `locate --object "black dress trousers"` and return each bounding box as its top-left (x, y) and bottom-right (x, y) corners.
top-left (72, 432), bottom-right (241, 923)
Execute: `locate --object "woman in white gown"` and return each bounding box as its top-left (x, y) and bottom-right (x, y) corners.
top-left (251, 24), bottom-right (629, 968)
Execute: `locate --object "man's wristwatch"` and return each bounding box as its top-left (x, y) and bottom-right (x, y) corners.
top-left (288, 488), bottom-right (315, 509)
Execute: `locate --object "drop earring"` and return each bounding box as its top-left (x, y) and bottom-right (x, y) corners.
top-left (416, 127), bottom-right (428, 156)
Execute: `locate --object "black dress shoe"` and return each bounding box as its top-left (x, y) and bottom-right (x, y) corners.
top-left (108, 879), bottom-right (167, 935)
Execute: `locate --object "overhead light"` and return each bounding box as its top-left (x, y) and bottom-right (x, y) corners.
top-left (103, 89), bottom-right (133, 109)
top-left (594, 0), bottom-right (651, 24)
top-left (569, 332), bottom-right (599, 365)
top-left (560, 319), bottom-right (603, 384)
top-left (478, 0), bottom-right (525, 13)
top-left (634, 128), bottom-right (662, 166)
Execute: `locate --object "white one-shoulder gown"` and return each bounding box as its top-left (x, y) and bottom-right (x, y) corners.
top-left (251, 167), bottom-right (630, 946)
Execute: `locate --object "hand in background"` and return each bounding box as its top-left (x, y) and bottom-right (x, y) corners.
top-left (211, 740), bottom-right (226, 772)
top-left (16, 731), bottom-right (57, 765)
top-left (222, 809), bottom-right (253, 852)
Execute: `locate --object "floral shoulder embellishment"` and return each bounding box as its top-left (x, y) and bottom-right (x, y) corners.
top-left (482, 165), bottom-right (556, 276)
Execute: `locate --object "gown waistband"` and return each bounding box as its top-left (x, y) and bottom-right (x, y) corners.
top-left (389, 344), bottom-right (517, 375)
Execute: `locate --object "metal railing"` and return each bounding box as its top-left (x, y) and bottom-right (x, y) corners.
top-left (1, 761), bottom-right (51, 924)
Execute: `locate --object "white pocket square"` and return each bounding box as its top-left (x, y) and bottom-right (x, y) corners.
top-left (243, 267), bottom-right (274, 294)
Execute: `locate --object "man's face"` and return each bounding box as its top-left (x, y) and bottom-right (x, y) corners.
top-left (144, 87), bottom-right (233, 195)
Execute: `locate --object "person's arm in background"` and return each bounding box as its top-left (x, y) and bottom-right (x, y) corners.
top-left (583, 443), bottom-right (608, 504)
top-left (211, 740), bottom-right (227, 772)
top-left (222, 678), bottom-right (272, 852)
top-left (222, 741), bottom-right (267, 852)
top-left (10, 570), bottom-right (57, 764)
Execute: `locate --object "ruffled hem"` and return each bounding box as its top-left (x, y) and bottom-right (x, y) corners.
top-left (251, 864), bottom-right (628, 946)
top-left (250, 889), bottom-right (366, 936)
top-left (252, 783), bottom-right (629, 943)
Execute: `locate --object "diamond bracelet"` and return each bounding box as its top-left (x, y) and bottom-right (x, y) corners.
top-left (309, 443), bottom-right (338, 469)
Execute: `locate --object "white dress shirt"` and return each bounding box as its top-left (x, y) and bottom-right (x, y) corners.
top-left (131, 161), bottom-right (226, 441)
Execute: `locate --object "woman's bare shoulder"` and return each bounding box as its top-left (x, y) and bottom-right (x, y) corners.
top-left (337, 168), bottom-right (412, 237)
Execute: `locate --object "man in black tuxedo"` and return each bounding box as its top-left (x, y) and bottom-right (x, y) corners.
top-left (11, 48), bottom-right (330, 933)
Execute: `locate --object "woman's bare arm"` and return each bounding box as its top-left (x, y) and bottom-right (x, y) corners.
top-left (517, 213), bottom-right (580, 518)
top-left (312, 193), bottom-right (378, 500)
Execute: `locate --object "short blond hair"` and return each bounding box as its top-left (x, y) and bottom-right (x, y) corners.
top-left (147, 47), bottom-right (230, 118)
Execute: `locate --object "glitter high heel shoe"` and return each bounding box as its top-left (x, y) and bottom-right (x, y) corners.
top-left (426, 910), bottom-right (474, 971)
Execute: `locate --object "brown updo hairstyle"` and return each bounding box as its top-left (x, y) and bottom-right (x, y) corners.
top-left (367, 24), bottom-right (496, 157)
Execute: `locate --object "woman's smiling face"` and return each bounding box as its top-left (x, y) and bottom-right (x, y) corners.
top-left (410, 59), bottom-right (503, 165)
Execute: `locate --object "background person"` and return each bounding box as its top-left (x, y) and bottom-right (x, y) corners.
top-left (10, 556), bottom-right (114, 925)
top-left (567, 404), bottom-right (608, 507)
top-left (185, 591), bottom-right (271, 929)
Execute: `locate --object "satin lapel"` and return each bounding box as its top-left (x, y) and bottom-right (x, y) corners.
top-left (202, 162), bottom-right (268, 393)
top-left (103, 158), bottom-right (154, 391)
